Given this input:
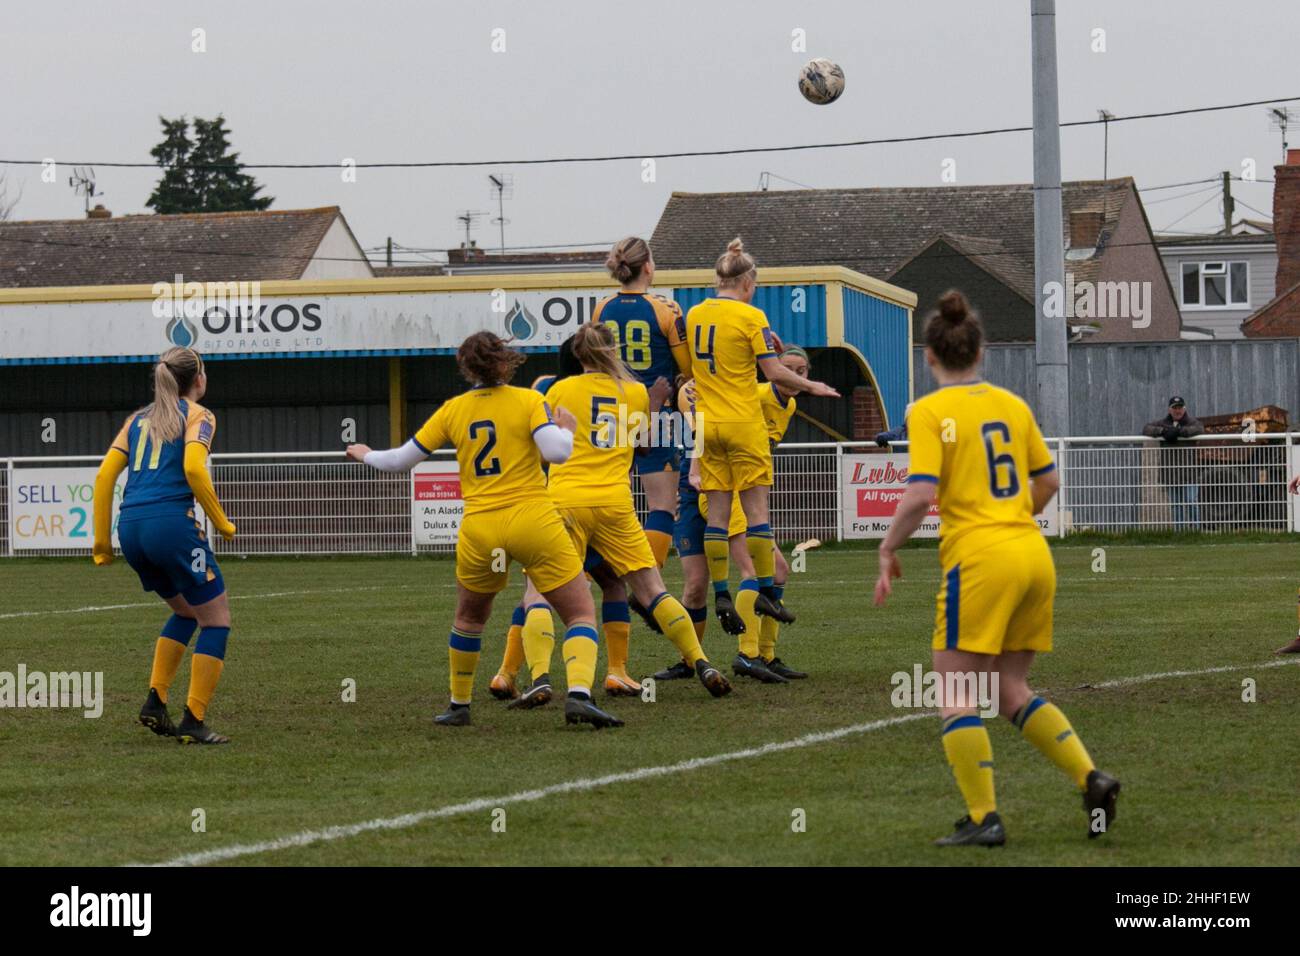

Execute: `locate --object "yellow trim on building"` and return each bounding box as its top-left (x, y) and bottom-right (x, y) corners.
top-left (387, 357), bottom-right (407, 448)
top-left (0, 265), bottom-right (917, 309)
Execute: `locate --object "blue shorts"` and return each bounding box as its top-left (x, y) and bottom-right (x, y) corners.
top-left (635, 444), bottom-right (681, 477)
top-left (673, 488), bottom-right (706, 557)
top-left (117, 512), bottom-right (225, 604)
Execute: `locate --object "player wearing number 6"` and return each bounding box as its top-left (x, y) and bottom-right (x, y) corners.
top-left (348, 331), bottom-right (623, 729)
top-left (91, 347), bottom-right (237, 745)
top-left (874, 290), bottom-right (1119, 846)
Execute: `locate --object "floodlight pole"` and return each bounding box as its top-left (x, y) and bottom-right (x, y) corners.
top-left (1031, 0), bottom-right (1069, 438)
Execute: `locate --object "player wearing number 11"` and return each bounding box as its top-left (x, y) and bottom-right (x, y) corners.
top-left (873, 290), bottom-right (1119, 847)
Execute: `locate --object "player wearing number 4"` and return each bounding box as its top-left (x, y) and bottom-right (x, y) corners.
top-left (874, 291), bottom-right (1119, 846)
top-left (91, 347), bottom-right (237, 745)
top-left (348, 331), bottom-right (624, 729)
top-left (686, 238), bottom-right (838, 680)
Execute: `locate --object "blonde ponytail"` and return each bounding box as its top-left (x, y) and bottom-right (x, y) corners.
top-left (141, 347), bottom-right (204, 443)
top-left (570, 323), bottom-right (633, 390)
top-left (715, 236), bottom-right (756, 289)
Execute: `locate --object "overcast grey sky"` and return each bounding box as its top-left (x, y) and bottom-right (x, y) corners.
top-left (1, 0), bottom-right (1291, 266)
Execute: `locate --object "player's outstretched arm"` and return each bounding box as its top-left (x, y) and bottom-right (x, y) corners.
top-left (533, 406), bottom-right (576, 464)
top-left (347, 440), bottom-right (427, 472)
top-left (758, 354), bottom-right (840, 398)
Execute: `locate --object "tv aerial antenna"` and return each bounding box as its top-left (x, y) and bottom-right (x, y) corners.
top-left (488, 174), bottom-right (514, 253)
top-left (68, 167), bottom-right (102, 213)
top-left (1268, 107), bottom-right (1297, 162)
top-left (455, 210), bottom-right (487, 250)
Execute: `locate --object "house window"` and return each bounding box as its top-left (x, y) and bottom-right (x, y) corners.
top-left (1180, 261), bottom-right (1249, 309)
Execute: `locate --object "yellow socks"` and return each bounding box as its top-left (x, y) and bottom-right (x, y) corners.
top-left (1014, 697), bottom-right (1096, 789)
top-left (522, 604), bottom-right (555, 680)
top-left (703, 525), bottom-right (730, 589)
top-left (644, 510), bottom-right (674, 568)
top-left (150, 613), bottom-right (196, 703)
top-left (745, 523), bottom-right (775, 582)
top-left (498, 605), bottom-right (526, 679)
top-left (602, 600), bottom-right (632, 676)
top-left (562, 623), bottom-right (599, 694)
top-left (941, 714), bottom-right (996, 824)
top-left (649, 593), bottom-right (705, 666)
top-left (448, 626), bottom-right (482, 705)
top-left (759, 584), bottom-right (783, 660)
top-left (186, 626), bottom-right (229, 721)
top-left (735, 580), bottom-right (761, 657)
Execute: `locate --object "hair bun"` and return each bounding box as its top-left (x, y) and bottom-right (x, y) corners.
top-left (937, 290), bottom-right (969, 324)
top-left (727, 237), bottom-right (745, 255)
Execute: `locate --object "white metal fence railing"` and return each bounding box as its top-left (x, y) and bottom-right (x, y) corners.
top-left (2, 434), bottom-right (1296, 557)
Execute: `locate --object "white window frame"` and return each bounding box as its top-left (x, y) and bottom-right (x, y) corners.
top-left (1180, 260), bottom-right (1250, 310)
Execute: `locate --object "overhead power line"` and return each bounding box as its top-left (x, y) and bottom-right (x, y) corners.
top-left (1, 95), bottom-right (1297, 171)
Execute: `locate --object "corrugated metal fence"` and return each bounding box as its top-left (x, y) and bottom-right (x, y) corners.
top-left (913, 339), bottom-right (1300, 434)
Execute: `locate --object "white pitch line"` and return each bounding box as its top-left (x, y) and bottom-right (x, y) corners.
top-left (139, 656), bottom-right (1299, 867)
top-left (0, 583), bottom-right (435, 621)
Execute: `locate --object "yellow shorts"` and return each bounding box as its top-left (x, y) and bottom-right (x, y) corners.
top-left (698, 490), bottom-right (747, 537)
top-left (699, 418), bottom-right (771, 493)
top-left (932, 533), bottom-right (1055, 655)
top-left (456, 497), bottom-right (583, 595)
top-left (557, 502), bottom-right (655, 577)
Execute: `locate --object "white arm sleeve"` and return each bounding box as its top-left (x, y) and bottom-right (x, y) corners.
top-left (533, 423), bottom-right (573, 464)
top-left (363, 439), bottom-right (429, 472)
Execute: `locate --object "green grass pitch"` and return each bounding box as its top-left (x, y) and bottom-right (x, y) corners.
top-left (1, 538), bottom-right (1297, 867)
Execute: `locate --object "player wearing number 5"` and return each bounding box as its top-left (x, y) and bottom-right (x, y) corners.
top-left (348, 331), bottom-right (623, 729)
top-left (874, 291), bottom-right (1119, 846)
top-left (591, 237), bottom-right (689, 571)
top-left (91, 347), bottom-right (237, 745)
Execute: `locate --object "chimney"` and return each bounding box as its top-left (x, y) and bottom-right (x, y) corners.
top-left (86, 204), bottom-right (111, 219)
top-left (1275, 149), bottom-right (1300, 295)
top-left (1068, 208), bottom-right (1104, 250)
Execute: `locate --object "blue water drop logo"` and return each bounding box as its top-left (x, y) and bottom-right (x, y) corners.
top-left (166, 315), bottom-right (197, 347)
top-left (505, 300), bottom-right (537, 341)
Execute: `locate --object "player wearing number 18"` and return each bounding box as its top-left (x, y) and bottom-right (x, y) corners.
top-left (591, 237), bottom-right (690, 571)
top-left (873, 290), bottom-right (1119, 846)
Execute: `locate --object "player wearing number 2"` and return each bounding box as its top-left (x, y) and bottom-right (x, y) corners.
top-left (874, 290), bottom-right (1119, 846)
top-left (347, 331), bottom-right (623, 729)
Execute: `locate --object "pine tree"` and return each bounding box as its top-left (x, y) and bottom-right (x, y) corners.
top-left (145, 117), bottom-right (196, 214)
top-left (145, 115), bottom-right (273, 214)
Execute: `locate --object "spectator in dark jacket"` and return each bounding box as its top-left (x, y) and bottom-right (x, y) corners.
top-left (875, 403), bottom-right (913, 447)
top-left (1142, 396), bottom-right (1204, 530)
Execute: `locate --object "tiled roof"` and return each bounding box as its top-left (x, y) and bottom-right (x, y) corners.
top-left (0, 206), bottom-right (343, 287)
top-left (649, 179), bottom-right (1135, 287)
top-left (1241, 279), bottom-right (1300, 336)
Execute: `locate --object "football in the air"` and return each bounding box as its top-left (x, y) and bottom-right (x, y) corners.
top-left (798, 58), bottom-right (845, 105)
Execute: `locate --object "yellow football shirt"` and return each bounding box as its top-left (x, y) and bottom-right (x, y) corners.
top-left (758, 382), bottom-right (796, 445)
top-left (544, 372), bottom-right (650, 507)
top-left (906, 381), bottom-right (1054, 566)
top-left (412, 385), bottom-right (554, 516)
top-left (685, 297), bottom-right (777, 423)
